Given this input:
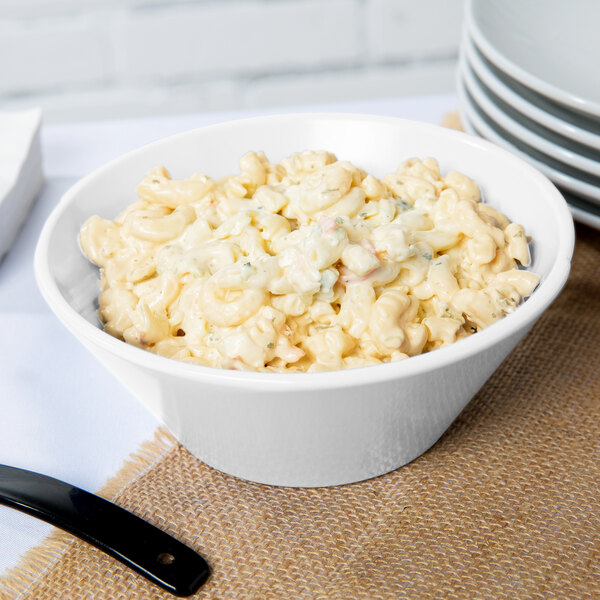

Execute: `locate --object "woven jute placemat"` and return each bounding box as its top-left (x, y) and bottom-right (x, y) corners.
top-left (2, 223), bottom-right (599, 600)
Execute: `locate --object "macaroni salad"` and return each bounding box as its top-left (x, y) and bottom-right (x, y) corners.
top-left (80, 151), bottom-right (539, 372)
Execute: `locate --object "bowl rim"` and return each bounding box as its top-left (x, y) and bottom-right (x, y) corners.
top-left (34, 112), bottom-right (575, 392)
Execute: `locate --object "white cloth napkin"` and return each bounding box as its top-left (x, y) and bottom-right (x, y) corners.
top-left (0, 109), bottom-right (44, 263)
top-left (0, 176), bottom-right (161, 576)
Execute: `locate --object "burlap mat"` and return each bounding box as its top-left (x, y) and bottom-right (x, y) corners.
top-left (2, 223), bottom-right (599, 600)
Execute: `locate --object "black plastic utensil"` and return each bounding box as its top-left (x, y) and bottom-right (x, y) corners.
top-left (0, 464), bottom-right (210, 596)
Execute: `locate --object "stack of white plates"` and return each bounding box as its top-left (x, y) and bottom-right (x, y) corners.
top-left (458, 0), bottom-right (600, 229)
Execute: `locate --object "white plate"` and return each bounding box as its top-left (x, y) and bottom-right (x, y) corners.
top-left (459, 101), bottom-right (600, 231)
top-left (457, 77), bottom-right (600, 206)
top-left (467, 0), bottom-right (600, 119)
top-left (562, 191), bottom-right (600, 231)
top-left (459, 55), bottom-right (600, 178)
top-left (463, 34), bottom-right (600, 150)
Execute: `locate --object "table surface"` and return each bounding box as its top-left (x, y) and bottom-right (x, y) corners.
top-left (0, 93), bottom-right (456, 576)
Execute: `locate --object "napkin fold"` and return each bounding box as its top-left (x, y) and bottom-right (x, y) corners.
top-left (0, 108), bottom-right (44, 263)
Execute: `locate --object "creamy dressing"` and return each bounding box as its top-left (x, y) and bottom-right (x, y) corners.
top-left (79, 151), bottom-right (539, 372)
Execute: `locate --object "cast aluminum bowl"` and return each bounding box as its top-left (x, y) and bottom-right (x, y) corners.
top-left (34, 114), bottom-right (574, 487)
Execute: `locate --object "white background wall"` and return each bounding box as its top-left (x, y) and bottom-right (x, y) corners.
top-left (0, 0), bottom-right (464, 123)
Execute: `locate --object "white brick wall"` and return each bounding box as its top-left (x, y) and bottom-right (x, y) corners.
top-left (115, 1), bottom-right (362, 82)
top-left (243, 61), bottom-right (458, 108)
top-left (366, 0), bottom-right (464, 61)
top-left (0, 0), bottom-right (464, 123)
top-left (0, 15), bottom-right (111, 94)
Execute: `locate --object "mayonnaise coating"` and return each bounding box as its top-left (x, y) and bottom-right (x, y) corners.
top-left (79, 151), bottom-right (539, 372)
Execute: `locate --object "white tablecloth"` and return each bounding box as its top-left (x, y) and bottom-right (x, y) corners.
top-left (0, 93), bottom-right (456, 575)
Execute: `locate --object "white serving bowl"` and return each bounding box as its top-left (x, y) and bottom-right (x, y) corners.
top-left (34, 114), bottom-right (574, 487)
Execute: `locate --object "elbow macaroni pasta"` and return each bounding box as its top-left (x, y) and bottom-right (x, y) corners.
top-left (79, 151), bottom-right (539, 372)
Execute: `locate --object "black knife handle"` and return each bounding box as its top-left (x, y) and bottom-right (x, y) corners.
top-left (0, 465), bottom-right (209, 596)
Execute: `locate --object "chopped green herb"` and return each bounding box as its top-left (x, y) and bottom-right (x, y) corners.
top-left (244, 262), bottom-right (251, 267)
top-left (395, 199), bottom-right (412, 210)
top-left (360, 212), bottom-right (367, 218)
top-left (491, 313), bottom-right (497, 318)
top-left (423, 252), bottom-right (432, 260)
top-left (435, 261), bottom-right (442, 266)
top-left (513, 231), bottom-right (523, 238)
top-left (266, 342), bottom-right (274, 349)
top-left (335, 216), bottom-right (344, 225)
